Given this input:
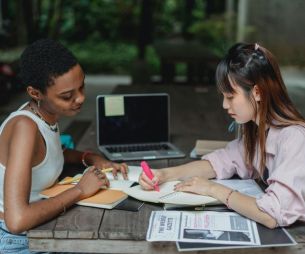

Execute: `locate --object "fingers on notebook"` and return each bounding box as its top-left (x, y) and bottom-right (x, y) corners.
top-left (84, 167), bottom-right (109, 188)
top-left (139, 172), bottom-right (157, 190)
top-left (110, 163), bottom-right (128, 180)
top-left (174, 180), bottom-right (192, 191)
top-left (120, 163), bottom-right (129, 180)
top-left (93, 169), bottom-right (110, 186)
top-left (100, 177), bottom-right (110, 188)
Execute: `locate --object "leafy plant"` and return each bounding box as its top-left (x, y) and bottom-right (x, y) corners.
top-left (189, 15), bottom-right (233, 57)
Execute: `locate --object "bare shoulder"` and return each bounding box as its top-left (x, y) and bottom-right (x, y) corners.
top-left (6, 115), bottom-right (39, 141)
top-left (11, 115), bottom-right (38, 132)
top-left (3, 115), bottom-right (41, 166)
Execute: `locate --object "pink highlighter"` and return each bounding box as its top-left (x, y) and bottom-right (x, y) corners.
top-left (140, 161), bottom-right (160, 192)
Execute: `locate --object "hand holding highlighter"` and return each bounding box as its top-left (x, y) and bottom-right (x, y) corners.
top-left (140, 161), bottom-right (160, 191)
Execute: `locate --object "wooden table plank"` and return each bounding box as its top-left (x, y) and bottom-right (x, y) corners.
top-left (99, 203), bottom-right (161, 240)
top-left (53, 205), bottom-right (104, 239)
top-left (27, 219), bottom-right (56, 238)
top-left (28, 239), bottom-right (305, 254)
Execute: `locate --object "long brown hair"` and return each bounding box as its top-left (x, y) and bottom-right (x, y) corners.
top-left (216, 43), bottom-right (305, 175)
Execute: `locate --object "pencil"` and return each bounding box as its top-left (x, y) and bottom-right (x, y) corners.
top-left (58, 175), bottom-right (82, 185)
top-left (58, 168), bottom-right (114, 185)
top-left (101, 167), bottom-right (114, 173)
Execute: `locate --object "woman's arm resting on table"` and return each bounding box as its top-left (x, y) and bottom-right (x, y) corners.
top-left (175, 178), bottom-right (277, 229)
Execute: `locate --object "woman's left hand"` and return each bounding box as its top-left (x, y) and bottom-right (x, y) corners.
top-left (174, 176), bottom-right (215, 196)
top-left (90, 154), bottom-right (128, 180)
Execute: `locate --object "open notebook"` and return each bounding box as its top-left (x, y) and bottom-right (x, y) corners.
top-left (124, 179), bottom-right (264, 206)
top-left (58, 166), bottom-right (142, 191)
top-left (40, 166), bottom-right (143, 209)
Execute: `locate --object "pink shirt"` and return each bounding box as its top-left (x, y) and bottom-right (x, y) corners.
top-left (202, 125), bottom-right (305, 227)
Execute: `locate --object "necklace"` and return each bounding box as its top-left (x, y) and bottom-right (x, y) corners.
top-left (28, 103), bottom-right (58, 132)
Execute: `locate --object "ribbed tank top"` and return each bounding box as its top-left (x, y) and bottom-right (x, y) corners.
top-left (0, 102), bottom-right (64, 212)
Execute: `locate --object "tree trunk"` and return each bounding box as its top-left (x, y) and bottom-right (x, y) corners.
top-left (15, 1), bottom-right (27, 45)
top-left (48, 0), bottom-right (63, 39)
top-left (137, 0), bottom-right (154, 59)
top-left (182, 0), bottom-right (195, 40)
top-left (22, 0), bottom-right (36, 43)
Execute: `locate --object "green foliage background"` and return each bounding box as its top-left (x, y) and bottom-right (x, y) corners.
top-left (0, 0), bottom-right (230, 74)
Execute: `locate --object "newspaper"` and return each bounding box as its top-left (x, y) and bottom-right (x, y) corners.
top-left (147, 211), bottom-right (260, 245)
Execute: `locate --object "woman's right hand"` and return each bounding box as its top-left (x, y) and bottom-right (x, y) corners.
top-left (138, 169), bottom-right (164, 190)
top-left (75, 167), bottom-right (110, 199)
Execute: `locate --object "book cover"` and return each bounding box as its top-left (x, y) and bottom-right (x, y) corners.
top-left (40, 184), bottom-right (128, 209)
top-left (190, 140), bottom-right (229, 159)
top-left (194, 140), bottom-right (229, 156)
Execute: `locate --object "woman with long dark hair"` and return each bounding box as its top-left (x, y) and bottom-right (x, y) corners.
top-left (139, 43), bottom-right (305, 229)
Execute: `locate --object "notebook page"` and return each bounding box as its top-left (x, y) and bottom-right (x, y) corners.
top-left (124, 181), bottom-right (219, 205)
top-left (215, 179), bottom-right (263, 198)
top-left (124, 179), bottom-right (264, 205)
top-left (124, 181), bottom-right (179, 203)
top-left (159, 191), bottom-right (218, 205)
top-left (105, 166), bottom-right (142, 182)
top-left (106, 166), bottom-right (142, 191)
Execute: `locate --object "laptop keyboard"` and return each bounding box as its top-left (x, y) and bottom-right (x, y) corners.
top-left (106, 144), bottom-right (170, 153)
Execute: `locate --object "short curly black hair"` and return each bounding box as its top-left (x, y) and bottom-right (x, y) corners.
top-left (19, 38), bottom-right (78, 93)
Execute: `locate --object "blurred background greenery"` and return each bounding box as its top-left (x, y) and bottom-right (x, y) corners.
top-left (0, 0), bottom-right (231, 75)
top-left (1, 0), bottom-right (305, 76)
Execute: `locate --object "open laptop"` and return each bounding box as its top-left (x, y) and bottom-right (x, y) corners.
top-left (96, 93), bottom-right (185, 161)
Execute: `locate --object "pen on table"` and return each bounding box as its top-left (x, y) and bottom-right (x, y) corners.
top-left (59, 167), bottom-right (114, 184)
top-left (140, 161), bottom-right (160, 192)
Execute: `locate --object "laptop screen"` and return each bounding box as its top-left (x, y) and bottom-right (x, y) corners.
top-left (97, 94), bottom-right (169, 145)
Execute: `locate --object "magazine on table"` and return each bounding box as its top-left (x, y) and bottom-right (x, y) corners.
top-left (176, 225), bottom-right (297, 251)
top-left (146, 210), bottom-right (260, 246)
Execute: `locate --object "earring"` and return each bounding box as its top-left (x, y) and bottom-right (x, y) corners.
top-left (37, 100), bottom-right (41, 108)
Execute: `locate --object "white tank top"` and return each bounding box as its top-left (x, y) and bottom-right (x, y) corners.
top-left (0, 102), bottom-right (64, 212)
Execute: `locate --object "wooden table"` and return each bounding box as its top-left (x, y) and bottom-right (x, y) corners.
top-left (28, 85), bottom-right (305, 253)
